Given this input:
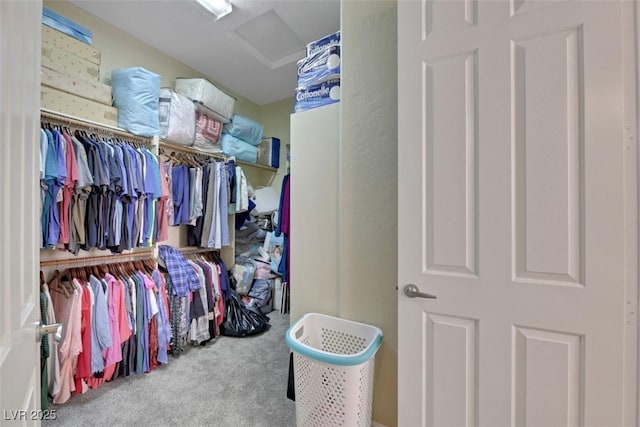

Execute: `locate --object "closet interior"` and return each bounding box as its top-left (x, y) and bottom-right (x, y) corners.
top-left (35, 0), bottom-right (310, 415)
top-left (38, 107), bottom-right (286, 410)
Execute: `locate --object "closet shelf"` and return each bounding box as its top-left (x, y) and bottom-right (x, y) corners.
top-left (40, 108), bottom-right (155, 146)
top-left (159, 141), bottom-right (225, 160)
top-left (237, 160), bottom-right (277, 172)
top-left (39, 249), bottom-right (155, 268)
top-left (159, 140), bottom-right (278, 172)
top-left (177, 246), bottom-right (220, 256)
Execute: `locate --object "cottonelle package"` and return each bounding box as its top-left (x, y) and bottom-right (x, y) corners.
top-left (297, 45), bottom-right (340, 88)
top-left (306, 31), bottom-right (341, 57)
top-left (294, 78), bottom-right (341, 113)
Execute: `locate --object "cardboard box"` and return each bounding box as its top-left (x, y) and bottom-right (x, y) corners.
top-left (42, 45), bottom-right (100, 82)
top-left (41, 67), bottom-right (111, 106)
top-left (42, 24), bottom-right (101, 65)
top-left (41, 86), bottom-right (118, 127)
top-left (257, 137), bottom-right (280, 169)
top-left (42, 7), bottom-right (92, 45)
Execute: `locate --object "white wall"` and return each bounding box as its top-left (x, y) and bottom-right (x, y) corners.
top-left (290, 103), bottom-right (341, 321)
top-left (340, 1), bottom-right (398, 426)
top-left (257, 97), bottom-right (294, 192)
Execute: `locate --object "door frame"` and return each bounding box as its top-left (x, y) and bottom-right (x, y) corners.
top-left (630, 2), bottom-right (640, 426)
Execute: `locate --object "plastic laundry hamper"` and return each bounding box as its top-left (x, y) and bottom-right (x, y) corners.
top-left (286, 313), bottom-right (383, 427)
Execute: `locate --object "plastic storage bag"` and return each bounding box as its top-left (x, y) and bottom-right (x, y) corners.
top-left (222, 114), bottom-right (264, 146)
top-left (158, 88), bottom-right (196, 146)
top-left (232, 257), bottom-right (257, 295)
top-left (111, 67), bottom-right (161, 137)
top-left (221, 133), bottom-right (258, 163)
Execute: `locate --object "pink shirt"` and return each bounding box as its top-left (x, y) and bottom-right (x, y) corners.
top-left (156, 156), bottom-right (171, 242)
top-left (58, 133), bottom-right (79, 245)
top-left (51, 280), bottom-right (82, 404)
top-left (102, 274), bottom-right (123, 369)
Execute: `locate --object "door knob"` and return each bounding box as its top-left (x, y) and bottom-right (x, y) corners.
top-left (37, 321), bottom-right (62, 343)
top-left (403, 284), bottom-right (437, 299)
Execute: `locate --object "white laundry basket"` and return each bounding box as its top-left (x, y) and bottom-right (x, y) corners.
top-left (286, 313), bottom-right (383, 427)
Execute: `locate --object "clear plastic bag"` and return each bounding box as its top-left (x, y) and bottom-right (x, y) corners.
top-left (232, 257), bottom-right (256, 295)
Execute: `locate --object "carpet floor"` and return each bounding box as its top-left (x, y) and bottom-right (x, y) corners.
top-left (43, 312), bottom-right (296, 427)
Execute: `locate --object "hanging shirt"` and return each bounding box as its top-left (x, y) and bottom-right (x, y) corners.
top-left (102, 274), bottom-right (123, 369)
top-left (153, 270), bottom-right (171, 365)
top-left (171, 165), bottom-right (191, 225)
top-left (156, 155), bottom-right (171, 242)
top-left (158, 245), bottom-right (201, 297)
top-left (74, 279), bottom-right (92, 392)
top-left (219, 165), bottom-right (230, 246)
top-left (50, 278), bottom-right (81, 404)
top-left (59, 132), bottom-right (80, 246)
top-left (207, 163), bottom-right (222, 248)
top-left (42, 284), bottom-right (61, 399)
top-left (89, 275), bottom-right (112, 374)
top-left (188, 261), bottom-right (210, 344)
top-left (188, 167), bottom-right (198, 225)
top-left (200, 163), bottom-right (216, 248)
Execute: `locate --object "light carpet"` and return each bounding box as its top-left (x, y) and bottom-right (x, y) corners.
top-left (43, 312), bottom-right (296, 427)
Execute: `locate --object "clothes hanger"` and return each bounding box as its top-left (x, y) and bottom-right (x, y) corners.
top-left (115, 262), bottom-right (126, 280)
top-left (59, 269), bottom-right (76, 295)
top-left (79, 266), bottom-right (88, 284)
top-left (143, 258), bottom-right (156, 274)
top-left (49, 269), bottom-right (69, 298)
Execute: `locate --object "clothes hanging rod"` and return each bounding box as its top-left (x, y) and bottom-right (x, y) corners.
top-left (177, 246), bottom-right (220, 256)
top-left (158, 141), bottom-right (277, 171)
top-left (159, 141), bottom-right (227, 161)
top-left (39, 250), bottom-right (156, 268)
top-left (40, 108), bottom-right (155, 146)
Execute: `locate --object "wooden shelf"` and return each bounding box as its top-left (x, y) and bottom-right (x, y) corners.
top-left (159, 141), bottom-right (225, 160)
top-left (237, 160), bottom-right (278, 172)
top-left (158, 141), bottom-right (278, 173)
top-left (41, 108), bottom-right (155, 146)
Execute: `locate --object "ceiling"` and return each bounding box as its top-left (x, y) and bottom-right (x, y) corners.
top-left (71, 0), bottom-right (340, 106)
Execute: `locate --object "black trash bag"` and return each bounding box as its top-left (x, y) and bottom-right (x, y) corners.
top-left (287, 352), bottom-right (295, 401)
top-left (221, 290), bottom-right (270, 337)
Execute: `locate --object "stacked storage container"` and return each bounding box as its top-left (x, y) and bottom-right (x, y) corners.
top-left (294, 31), bottom-right (341, 113)
top-left (220, 114), bottom-right (264, 164)
top-left (174, 77), bottom-right (234, 153)
top-left (40, 8), bottom-right (118, 127)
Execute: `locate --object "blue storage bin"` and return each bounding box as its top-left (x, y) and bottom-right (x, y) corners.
top-left (257, 137), bottom-right (280, 169)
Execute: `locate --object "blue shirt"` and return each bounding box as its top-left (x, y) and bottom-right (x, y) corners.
top-left (89, 275), bottom-right (112, 373)
top-left (153, 270), bottom-right (171, 365)
top-left (171, 165), bottom-right (191, 225)
top-left (158, 245), bottom-right (201, 297)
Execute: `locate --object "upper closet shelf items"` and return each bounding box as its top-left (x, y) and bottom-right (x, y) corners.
top-left (159, 140), bottom-right (278, 173)
top-left (40, 108), bottom-right (156, 147)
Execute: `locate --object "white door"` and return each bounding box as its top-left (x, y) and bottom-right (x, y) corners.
top-left (398, 1), bottom-right (638, 426)
top-left (0, 0), bottom-right (43, 423)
